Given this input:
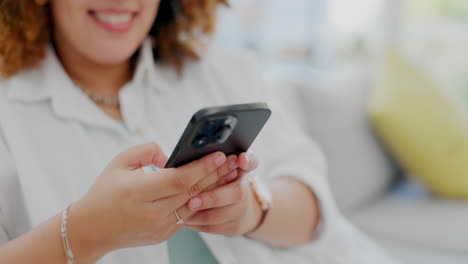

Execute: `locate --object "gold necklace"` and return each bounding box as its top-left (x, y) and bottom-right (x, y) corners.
top-left (72, 79), bottom-right (121, 108)
top-left (83, 89), bottom-right (120, 108)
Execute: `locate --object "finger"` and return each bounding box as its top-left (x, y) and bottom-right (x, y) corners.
top-left (159, 201), bottom-right (196, 228)
top-left (203, 169), bottom-right (238, 193)
top-left (158, 203), bottom-right (194, 236)
top-left (238, 151), bottom-right (259, 171)
top-left (152, 161), bottom-right (235, 212)
top-left (218, 169), bottom-right (239, 185)
top-left (136, 152), bottom-right (227, 200)
top-left (185, 155), bottom-right (236, 198)
top-left (110, 142), bottom-right (168, 170)
top-left (187, 178), bottom-right (246, 211)
top-left (202, 155), bottom-right (238, 192)
top-left (186, 221), bottom-right (239, 236)
top-left (185, 205), bottom-right (239, 225)
top-left (179, 151), bottom-right (228, 178)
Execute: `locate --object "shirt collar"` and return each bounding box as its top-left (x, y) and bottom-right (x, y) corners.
top-left (7, 38), bottom-right (165, 101)
top-left (133, 38), bottom-right (175, 94)
top-left (6, 45), bottom-right (122, 129)
top-left (5, 38), bottom-right (171, 129)
top-left (133, 38), bottom-right (156, 89)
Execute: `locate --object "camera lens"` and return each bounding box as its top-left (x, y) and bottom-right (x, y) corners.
top-left (204, 120), bottom-right (219, 133)
top-left (192, 136), bottom-right (209, 148)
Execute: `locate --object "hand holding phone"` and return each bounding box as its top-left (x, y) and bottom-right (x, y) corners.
top-left (165, 103), bottom-right (271, 169)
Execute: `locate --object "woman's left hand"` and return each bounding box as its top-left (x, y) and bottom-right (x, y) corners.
top-left (184, 152), bottom-right (263, 236)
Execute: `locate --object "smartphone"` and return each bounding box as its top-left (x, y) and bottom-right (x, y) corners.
top-left (165, 103), bottom-right (272, 168)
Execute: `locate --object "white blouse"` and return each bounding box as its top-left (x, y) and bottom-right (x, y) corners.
top-left (0, 39), bottom-right (396, 264)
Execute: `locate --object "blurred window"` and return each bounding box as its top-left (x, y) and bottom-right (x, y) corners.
top-left (328, 0), bottom-right (387, 69)
top-left (214, 0), bottom-right (468, 101)
top-left (214, 0), bottom-right (330, 74)
top-left (400, 0), bottom-right (468, 99)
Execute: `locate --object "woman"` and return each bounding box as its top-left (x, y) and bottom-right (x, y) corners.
top-left (0, 0), bottom-right (395, 263)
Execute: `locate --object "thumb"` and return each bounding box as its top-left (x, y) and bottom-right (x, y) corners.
top-left (238, 151), bottom-right (258, 171)
top-left (110, 142), bottom-right (168, 170)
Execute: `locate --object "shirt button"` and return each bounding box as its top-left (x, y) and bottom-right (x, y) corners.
top-left (133, 128), bottom-right (144, 136)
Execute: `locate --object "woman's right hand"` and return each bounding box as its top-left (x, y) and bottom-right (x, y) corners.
top-left (67, 142), bottom-right (238, 263)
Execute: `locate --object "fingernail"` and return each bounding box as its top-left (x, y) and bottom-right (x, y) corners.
top-left (189, 197), bottom-right (202, 210)
top-left (229, 157), bottom-right (238, 170)
top-left (244, 152), bottom-right (251, 165)
top-left (215, 153), bottom-right (226, 166)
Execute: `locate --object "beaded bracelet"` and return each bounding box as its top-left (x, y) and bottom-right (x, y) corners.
top-left (61, 204), bottom-right (75, 264)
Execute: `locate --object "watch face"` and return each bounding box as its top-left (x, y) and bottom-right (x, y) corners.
top-left (252, 178), bottom-right (272, 211)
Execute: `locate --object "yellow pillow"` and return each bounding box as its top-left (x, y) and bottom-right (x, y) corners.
top-left (369, 48), bottom-right (468, 199)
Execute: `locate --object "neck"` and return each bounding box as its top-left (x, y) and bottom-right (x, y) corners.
top-left (54, 42), bottom-right (132, 97)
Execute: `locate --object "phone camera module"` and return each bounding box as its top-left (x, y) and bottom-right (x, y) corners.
top-left (192, 136), bottom-right (209, 149)
top-left (214, 116), bottom-right (238, 144)
top-left (215, 125), bottom-right (233, 144)
top-left (193, 115), bottom-right (238, 148)
top-left (204, 120), bottom-right (219, 133)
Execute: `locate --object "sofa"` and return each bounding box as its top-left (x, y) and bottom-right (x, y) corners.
top-left (265, 64), bottom-right (468, 264)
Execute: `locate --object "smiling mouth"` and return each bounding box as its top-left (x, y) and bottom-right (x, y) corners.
top-left (95, 12), bottom-right (133, 24)
top-left (88, 10), bottom-right (138, 32)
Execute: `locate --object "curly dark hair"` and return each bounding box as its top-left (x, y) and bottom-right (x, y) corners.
top-left (0, 0), bottom-right (227, 77)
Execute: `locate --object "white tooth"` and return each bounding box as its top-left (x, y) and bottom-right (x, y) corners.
top-left (95, 13), bottom-right (131, 24)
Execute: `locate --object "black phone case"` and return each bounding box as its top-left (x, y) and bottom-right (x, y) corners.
top-left (165, 103), bottom-right (271, 168)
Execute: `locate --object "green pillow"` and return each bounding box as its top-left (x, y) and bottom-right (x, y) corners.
top-left (369, 48), bottom-right (468, 199)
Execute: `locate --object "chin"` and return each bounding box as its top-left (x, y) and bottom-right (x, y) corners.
top-left (88, 41), bottom-right (142, 65)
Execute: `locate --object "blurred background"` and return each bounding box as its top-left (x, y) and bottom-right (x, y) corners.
top-left (214, 0), bottom-right (468, 263)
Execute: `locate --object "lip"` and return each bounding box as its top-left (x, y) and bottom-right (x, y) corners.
top-left (88, 9), bottom-right (137, 33)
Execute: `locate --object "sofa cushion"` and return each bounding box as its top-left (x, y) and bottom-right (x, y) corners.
top-left (272, 70), bottom-right (396, 212)
top-left (350, 194), bottom-right (468, 254)
top-left (369, 48), bottom-right (468, 199)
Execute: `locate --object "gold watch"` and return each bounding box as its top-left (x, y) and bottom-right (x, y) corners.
top-left (245, 175), bottom-right (272, 235)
